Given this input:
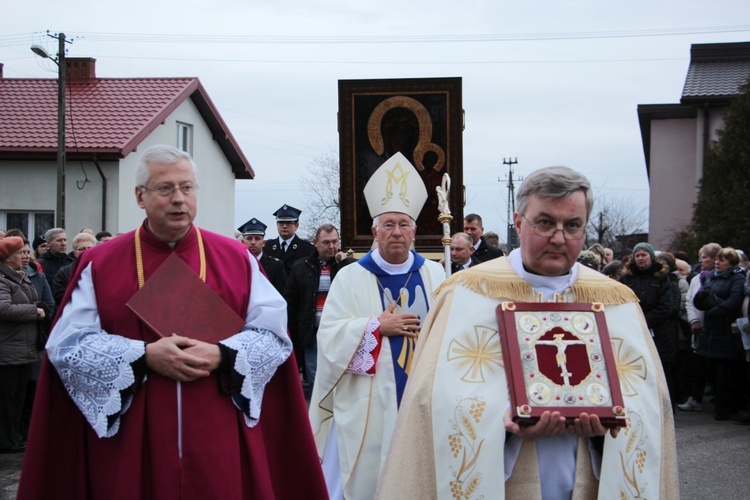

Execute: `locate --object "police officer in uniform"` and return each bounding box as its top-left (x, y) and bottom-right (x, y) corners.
top-left (263, 205), bottom-right (315, 278)
top-left (238, 218), bottom-right (287, 294)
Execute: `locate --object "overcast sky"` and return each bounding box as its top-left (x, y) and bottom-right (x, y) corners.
top-left (3, 1), bottom-right (750, 241)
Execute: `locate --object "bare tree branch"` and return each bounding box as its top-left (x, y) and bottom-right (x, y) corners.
top-left (299, 150), bottom-right (341, 239)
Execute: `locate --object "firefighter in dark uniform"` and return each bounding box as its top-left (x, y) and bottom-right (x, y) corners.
top-left (238, 218), bottom-right (287, 295)
top-left (263, 205), bottom-right (315, 278)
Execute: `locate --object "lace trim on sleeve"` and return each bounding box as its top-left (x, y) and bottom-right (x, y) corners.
top-left (220, 327), bottom-right (292, 428)
top-left (346, 317), bottom-right (380, 376)
top-left (49, 327), bottom-right (145, 438)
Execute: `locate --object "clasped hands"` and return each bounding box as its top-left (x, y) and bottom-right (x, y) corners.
top-left (145, 334), bottom-right (221, 382)
top-left (504, 408), bottom-right (620, 440)
top-left (378, 300), bottom-right (420, 338)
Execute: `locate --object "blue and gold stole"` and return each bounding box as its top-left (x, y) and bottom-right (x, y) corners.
top-left (358, 250), bottom-right (431, 406)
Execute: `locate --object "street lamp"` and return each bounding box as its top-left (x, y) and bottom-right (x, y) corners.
top-left (31, 33), bottom-right (66, 229)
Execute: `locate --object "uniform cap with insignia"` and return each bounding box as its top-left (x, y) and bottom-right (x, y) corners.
top-left (273, 204), bottom-right (302, 222)
top-left (363, 152), bottom-right (428, 221)
top-left (238, 218), bottom-right (267, 236)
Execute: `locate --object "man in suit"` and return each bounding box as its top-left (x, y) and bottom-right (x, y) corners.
top-left (263, 205), bottom-right (315, 278)
top-left (464, 213), bottom-right (503, 263)
top-left (450, 232), bottom-right (479, 273)
top-left (238, 218), bottom-right (287, 295)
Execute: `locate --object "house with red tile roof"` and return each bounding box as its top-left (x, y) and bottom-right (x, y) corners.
top-left (0, 57), bottom-right (253, 241)
top-left (637, 41), bottom-right (750, 249)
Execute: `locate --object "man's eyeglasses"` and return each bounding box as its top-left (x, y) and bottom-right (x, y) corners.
top-left (277, 221), bottom-right (297, 226)
top-left (379, 222), bottom-right (414, 232)
top-left (521, 214), bottom-right (585, 240)
top-left (140, 183), bottom-right (198, 197)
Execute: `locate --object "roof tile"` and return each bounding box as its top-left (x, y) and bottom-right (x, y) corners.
top-left (0, 78), bottom-right (195, 151)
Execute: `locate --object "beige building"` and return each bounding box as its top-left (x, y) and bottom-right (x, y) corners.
top-left (637, 41), bottom-right (750, 250)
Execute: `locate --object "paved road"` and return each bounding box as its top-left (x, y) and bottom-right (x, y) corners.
top-left (2, 402), bottom-right (748, 499)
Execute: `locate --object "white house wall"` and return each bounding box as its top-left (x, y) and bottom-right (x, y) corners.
top-left (64, 160), bottom-right (120, 234)
top-left (117, 98), bottom-right (238, 237)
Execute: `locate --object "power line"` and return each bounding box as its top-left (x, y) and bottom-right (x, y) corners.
top-left (2, 25), bottom-right (749, 47)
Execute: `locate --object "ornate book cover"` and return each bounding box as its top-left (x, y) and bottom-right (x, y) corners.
top-left (496, 302), bottom-right (626, 428)
top-left (127, 253), bottom-right (245, 343)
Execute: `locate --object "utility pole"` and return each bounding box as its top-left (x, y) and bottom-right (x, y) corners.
top-left (499, 157), bottom-right (521, 250)
top-left (31, 32), bottom-right (69, 229)
top-left (56, 33), bottom-right (66, 229)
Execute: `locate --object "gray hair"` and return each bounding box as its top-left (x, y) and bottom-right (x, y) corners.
top-left (72, 232), bottom-right (97, 248)
top-left (135, 144), bottom-right (198, 188)
top-left (44, 228), bottom-right (66, 242)
top-left (451, 232), bottom-right (473, 246)
top-left (516, 166), bottom-right (594, 221)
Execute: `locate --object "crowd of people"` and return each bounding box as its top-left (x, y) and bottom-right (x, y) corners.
top-left (0, 227), bottom-right (112, 454)
top-left (0, 145), bottom-right (705, 498)
top-left (578, 240), bottom-right (750, 424)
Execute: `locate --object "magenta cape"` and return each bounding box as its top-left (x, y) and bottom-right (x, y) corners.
top-left (18, 225), bottom-right (327, 499)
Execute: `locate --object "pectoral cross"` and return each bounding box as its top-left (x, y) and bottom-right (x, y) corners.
top-left (536, 333), bottom-right (585, 387)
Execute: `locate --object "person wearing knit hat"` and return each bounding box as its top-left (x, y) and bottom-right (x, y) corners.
top-left (633, 242), bottom-right (656, 261)
top-left (0, 235), bottom-right (46, 453)
top-left (622, 239), bottom-right (676, 409)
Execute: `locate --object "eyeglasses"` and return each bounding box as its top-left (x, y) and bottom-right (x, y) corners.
top-left (277, 221), bottom-right (297, 226)
top-left (379, 222), bottom-right (414, 232)
top-left (140, 183), bottom-right (198, 197)
top-left (521, 214), bottom-right (585, 240)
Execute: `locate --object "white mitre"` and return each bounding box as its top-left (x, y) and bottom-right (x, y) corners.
top-left (364, 152), bottom-right (428, 220)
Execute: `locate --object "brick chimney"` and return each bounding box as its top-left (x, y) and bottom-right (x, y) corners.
top-left (66, 58), bottom-right (96, 82)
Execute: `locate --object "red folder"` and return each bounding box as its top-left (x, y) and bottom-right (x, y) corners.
top-left (126, 253), bottom-right (245, 343)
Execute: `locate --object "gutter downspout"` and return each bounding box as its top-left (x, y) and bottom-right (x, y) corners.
top-left (93, 156), bottom-right (107, 231)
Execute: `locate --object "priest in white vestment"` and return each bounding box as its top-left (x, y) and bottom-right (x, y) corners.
top-left (378, 166), bottom-right (678, 499)
top-left (309, 153), bottom-right (445, 500)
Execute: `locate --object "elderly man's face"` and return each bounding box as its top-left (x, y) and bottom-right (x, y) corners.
top-left (243, 234), bottom-right (265, 256)
top-left (372, 212), bottom-right (416, 265)
top-left (136, 159), bottom-right (197, 242)
top-left (47, 233), bottom-right (67, 255)
top-left (277, 221), bottom-right (298, 239)
top-left (314, 229), bottom-right (339, 262)
top-left (450, 237), bottom-right (474, 266)
top-left (463, 220), bottom-right (483, 245)
top-left (514, 191), bottom-right (587, 277)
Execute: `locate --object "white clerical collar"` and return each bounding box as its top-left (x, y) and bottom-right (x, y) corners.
top-left (372, 249), bottom-right (414, 275)
top-left (508, 248), bottom-right (579, 301)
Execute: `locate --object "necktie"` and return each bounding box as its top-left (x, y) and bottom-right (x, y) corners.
top-left (281, 241), bottom-right (287, 252)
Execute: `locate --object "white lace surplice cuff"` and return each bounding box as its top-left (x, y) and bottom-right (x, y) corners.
top-left (346, 317), bottom-right (379, 376)
top-left (49, 327), bottom-right (145, 438)
top-left (220, 327), bottom-right (292, 428)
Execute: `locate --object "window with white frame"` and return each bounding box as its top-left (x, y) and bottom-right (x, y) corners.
top-left (176, 122), bottom-right (193, 155)
top-left (2, 211), bottom-right (55, 241)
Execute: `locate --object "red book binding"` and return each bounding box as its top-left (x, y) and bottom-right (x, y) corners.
top-left (496, 302), bottom-right (626, 428)
top-left (126, 253), bottom-right (245, 343)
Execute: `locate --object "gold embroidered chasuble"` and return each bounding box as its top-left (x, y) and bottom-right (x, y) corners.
top-left (377, 257), bottom-right (678, 499)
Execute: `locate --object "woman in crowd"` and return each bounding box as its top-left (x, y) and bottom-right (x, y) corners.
top-left (0, 237), bottom-right (47, 453)
top-left (621, 242), bottom-right (676, 407)
top-left (680, 243), bottom-right (722, 411)
top-left (691, 247), bottom-right (747, 420)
